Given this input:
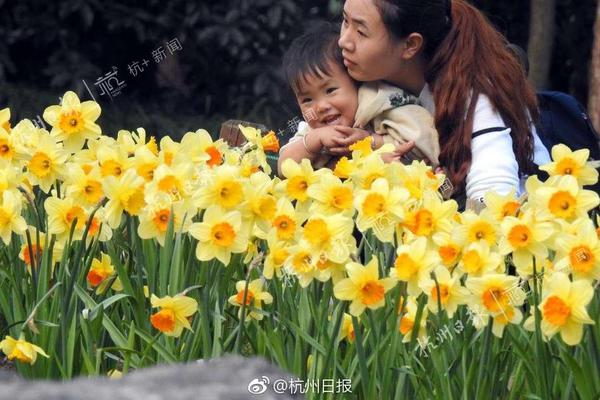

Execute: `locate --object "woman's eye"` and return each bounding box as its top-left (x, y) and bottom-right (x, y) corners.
top-left (358, 30), bottom-right (367, 38)
top-left (342, 18), bottom-right (348, 26)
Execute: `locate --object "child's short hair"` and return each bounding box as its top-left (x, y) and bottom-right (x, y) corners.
top-left (282, 21), bottom-right (345, 93)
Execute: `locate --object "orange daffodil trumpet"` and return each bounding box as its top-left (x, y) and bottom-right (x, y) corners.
top-left (150, 294), bottom-right (198, 337)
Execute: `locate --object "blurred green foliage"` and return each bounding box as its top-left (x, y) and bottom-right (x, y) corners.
top-left (0, 0), bottom-right (596, 139)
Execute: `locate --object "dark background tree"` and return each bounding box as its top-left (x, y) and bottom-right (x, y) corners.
top-left (528, 0), bottom-right (557, 89)
top-left (0, 0), bottom-right (596, 140)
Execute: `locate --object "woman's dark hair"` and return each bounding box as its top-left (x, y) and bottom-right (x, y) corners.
top-left (283, 21), bottom-right (346, 93)
top-left (375, 0), bottom-right (538, 189)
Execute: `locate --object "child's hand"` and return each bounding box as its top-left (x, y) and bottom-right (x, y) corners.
top-left (329, 125), bottom-right (370, 155)
top-left (313, 126), bottom-right (350, 156)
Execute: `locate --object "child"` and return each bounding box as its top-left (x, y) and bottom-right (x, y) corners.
top-left (278, 21), bottom-right (440, 175)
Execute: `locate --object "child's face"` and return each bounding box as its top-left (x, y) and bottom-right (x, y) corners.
top-left (294, 61), bottom-right (358, 130)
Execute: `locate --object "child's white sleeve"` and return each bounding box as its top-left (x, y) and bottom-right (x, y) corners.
top-left (280, 121), bottom-right (308, 150)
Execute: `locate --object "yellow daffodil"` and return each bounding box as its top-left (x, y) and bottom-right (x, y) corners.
top-left (188, 205), bottom-right (249, 266)
top-left (333, 256), bottom-right (396, 316)
top-left (466, 274), bottom-right (526, 327)
top-left (307, 172), bottom-right (355, 217)
top-left (0, 335), bottom-right (49, 365)
top-left (393, 161), bottom-right (444, 200)
top-left (103, 169), bottom-right (146, 228)
top-left (116, 128), bottom-right (157, 157)
top-left (483, 189), bottom-right (522, 221)
top-left (0, 190), bottom-right (27, 245)
top-left (354, 177), bottom-right (409, 242)
top-left (18, 227), bottom-right (64, 274)
top-left (300, 213), bottom-right (355, 264)
top-left (403, 190), bottom-right (457, 239)
top-left (390, 237), bottom-right (439, 296)
top-left (420, 266), bottom-right (469, 317)
top-left (44, 195), bottom-right (91, 240)
top-left (131, 145), bottom-right (159, 182)
top-left (228, 278), bottom-right (273, 320)
top-left (333, 156), bottom-right (355, 179)
top-left (43, 91), bottom-right (101, 152)
top-left (349, 153), bottom-right (388, 190)
top-left (0, 108), bottom-right (10, 132)
top-left (150, 294), bottom-right (198, 337)
top-left (457, 209), bottom-right (499, 246)
top-left (245, 172), bottom-right (277, 233)
top-left (539, 144), bottom-right (599, 186)
top-left (339, 313), bottom-right (356, 343)
top-left (263, 230), bottom-right (289, 279)
top-left (533, 175), bottom-right (599, 222)
top-left (262, 197), bottom-right (304, 242)
top-left (457, 241), bottom-right (503, 277)
top-left (277, 158), bottom-right (319, 203)
top-left (87, 253), bottom-right (114, 286)
top-left (239, 125), bottom-right (280, 153)
top-left (0, 167), bottom-right (22, 197)
top-left (145, 162), bottom-right (193, 203)
top-left (536, 272), bottom-right (594, 345)
top-left (63, 163), bottom-right (104, 207)
top-left (194, 165), bottom-right (246, 210)
top-left (398, 296), bottom-right (428, 343)
top-left (283, 242), bottom-right (320, 287)
top-left (432, 231), bottom-right (463, 268)
top-left (158, 135), bottom-right (181, 166)
top-left (20, 127), bottom-right (68, 193)
top-left (498, 209), bottom-right (554, 272)
top-left (0, 125), bottom-right (17, 166)
top-left (87, 253), bottom-right (122, 293)
top-left (173, 130), bottom-right (216, 167)
top-left (138, 199), bottom-right (192, 246)
top-left (554, 218), bottom-right (600, 281)
top-left (97, 143), bottom-right (131, 178)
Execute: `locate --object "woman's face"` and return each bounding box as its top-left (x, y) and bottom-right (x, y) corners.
top-left (338, 0), bottom-right (405, 82)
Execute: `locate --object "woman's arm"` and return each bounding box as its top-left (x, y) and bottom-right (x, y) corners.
top-left (466, 128), bottom-right (520, 200)
top-left (465, 95), bottom-right (520, 200)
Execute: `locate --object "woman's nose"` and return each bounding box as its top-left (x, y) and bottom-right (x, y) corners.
top-left (338, 29), bottom-right (354, 53)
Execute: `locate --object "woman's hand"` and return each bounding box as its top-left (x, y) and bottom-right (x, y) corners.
top-left (380, 141), bottom-right (416, 163)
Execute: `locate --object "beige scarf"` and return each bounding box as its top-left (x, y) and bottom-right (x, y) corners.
top-left (353, 82), bottom-right (440, 166)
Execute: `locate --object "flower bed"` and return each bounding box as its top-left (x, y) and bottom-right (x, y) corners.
top-left (0, 93), bottom-right (599, 398)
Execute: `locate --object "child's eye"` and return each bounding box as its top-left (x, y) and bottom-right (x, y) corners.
top-left (301, 98), bottom-right (312, 104)
top-left (326, 88), bottom-right (337, 94)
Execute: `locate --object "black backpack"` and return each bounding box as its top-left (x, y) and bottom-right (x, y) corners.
top-left (537, 91), bottom-right (600, 158)
top-left (536, 91), bottom-right (600, 192)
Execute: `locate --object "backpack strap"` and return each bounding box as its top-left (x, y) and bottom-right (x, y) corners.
top-left (472, 126), bottom-right (508, 139)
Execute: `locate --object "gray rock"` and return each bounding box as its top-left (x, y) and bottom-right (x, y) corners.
top-left (0, 356), bottom-right (303, 400)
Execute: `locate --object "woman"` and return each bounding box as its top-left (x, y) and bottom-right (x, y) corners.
top-left (333, 0), bottom-right (551, 206)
